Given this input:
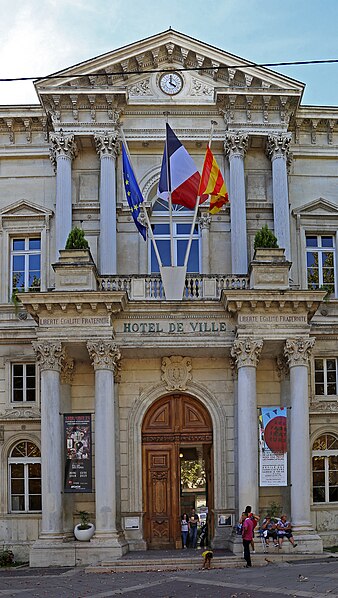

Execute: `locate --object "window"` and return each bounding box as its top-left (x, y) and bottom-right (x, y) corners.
top-left (8, 441), bottom-right (41, 512)
top-left (12, 364), bottom-right (36, 403)
top-left (150, 200), bottom-right (200, 273)
top-left (11, 237), bottom-right (41, 294)
top-left (312, 434), bottom-right (338, 503)
top-left (306, 235), bottom-right (336, 294)
top-left (314, 358), bottom-right (338, 396)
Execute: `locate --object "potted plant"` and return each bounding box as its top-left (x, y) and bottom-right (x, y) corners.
top-left (65, 227), bottom-right (89, 250)
top-left (254, 224), bottom-right (279, 250)
top-left (74, 510), bottom-right (95, 542)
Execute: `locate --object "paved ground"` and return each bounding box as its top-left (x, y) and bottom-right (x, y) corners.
top-left (0, 556), bottom-right (337, 598)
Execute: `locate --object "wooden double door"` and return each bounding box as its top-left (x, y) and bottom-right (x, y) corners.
top-left (142, 394), bottom-right (213, 549)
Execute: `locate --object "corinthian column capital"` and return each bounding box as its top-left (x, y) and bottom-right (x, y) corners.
top-left (87, 340), bottom-right (121, 373)
top-left (94, 132), bottom-right (119, 159)
top-left (230, 338), bottom-right (263, 369)
top-left (32, 340), bottom-right (65, 372)
top-left (49, 131), bottom-right (78, 170)
top-left (266, 133), bottom-right (291, 161)
top-left (284, 337), bottom-right (315, 368)
top-left (224, 132), bottom-right (248, 159)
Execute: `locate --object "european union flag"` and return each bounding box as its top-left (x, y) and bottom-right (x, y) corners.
top-left (122, 143), bottom-right (147, 241)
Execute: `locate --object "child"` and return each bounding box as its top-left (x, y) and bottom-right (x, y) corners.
top-left (202, 549), bottom-right (213, 569)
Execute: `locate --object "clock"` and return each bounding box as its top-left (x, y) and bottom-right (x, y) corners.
top-left (159, 72), bottom-right (183, 95)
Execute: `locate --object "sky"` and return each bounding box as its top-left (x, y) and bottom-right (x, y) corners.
top-left (0, 0), bottom-right (337, 107)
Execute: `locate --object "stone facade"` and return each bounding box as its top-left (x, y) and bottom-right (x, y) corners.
top-left (0, 30), bottom-right (337, 565)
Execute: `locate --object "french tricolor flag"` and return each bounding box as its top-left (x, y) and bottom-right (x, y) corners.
top-left (158, 124), bottom-right (207, 209)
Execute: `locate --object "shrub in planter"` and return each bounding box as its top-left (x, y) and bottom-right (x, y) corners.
top-left (0, 548), bottom-right (15, 567)
top-left (74, 511), bottom-right (95, 541)
top-left (254, 225), bottom-right (278, 250)
top-left (65, 227), bottom-right (89, 250)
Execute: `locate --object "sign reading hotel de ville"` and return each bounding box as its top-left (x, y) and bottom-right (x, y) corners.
top-left (64, 414), bottom-right (92, 493)
top-left (258, 407), bottom-right (287, 487)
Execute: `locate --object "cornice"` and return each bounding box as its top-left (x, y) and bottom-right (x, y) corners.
top-left (19, 291), bottom-right (127, 321)
top-left (223, 289), bottom-right (326, 320)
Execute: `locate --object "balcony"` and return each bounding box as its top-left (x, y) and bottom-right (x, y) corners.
top-left (98, 274), bottom-right (249, 300)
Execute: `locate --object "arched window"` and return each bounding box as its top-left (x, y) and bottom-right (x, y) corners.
top-left (312, 433), bottom-right (338, 503)
top-left (8, 441), bottom-right (41, 512)
top-left (150, 199), bottom-right (200, 273)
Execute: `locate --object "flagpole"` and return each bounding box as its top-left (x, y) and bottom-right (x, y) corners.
top-left (120, 128), bottom-right (163, 269)
top-left (183, 120), bottom-right (217, 268)
top-left (164, 113), bottom-right (175, 266)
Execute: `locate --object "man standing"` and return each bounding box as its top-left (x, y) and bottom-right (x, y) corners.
top-left (189, 508), bottom-right (199, 549)
top-left (242, 512), bottom-right (255, 567)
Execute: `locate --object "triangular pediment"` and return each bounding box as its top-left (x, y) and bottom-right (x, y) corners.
top-left (292, 198), bottom-right (338, 217)
top-left (35, 29), bottom-right (304, 104)
top-left (0, 199), bottom-right (53, 219)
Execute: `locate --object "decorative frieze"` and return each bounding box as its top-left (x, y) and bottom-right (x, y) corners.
top-left (87, 340), bottom-right (121, 373)
top-left (224, 132), bottom-right (248, 159)
top-left (284, 337), bottom-right (315, 368)
top-left (266, 133), bottom-right (291, 162)
top-left (60, 356), bottom-right (74, 385)
top-left (32, 340), bottom-right (65, 372)
top-left (230, 338), bottom-right (263, 368)
top-left (276, 354), bottom-right (289, 379)
top-left (310, 399), bottom-right (338, 413)
top-left (161, 356), bottom-right (192, 391)
top-left (94, 132), bottom-right (119, 158)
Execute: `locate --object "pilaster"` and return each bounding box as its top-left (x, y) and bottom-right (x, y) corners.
top-left (95, 133), bottom-right (119, 275)
top-left (225, 133), bottom-right (248, 274)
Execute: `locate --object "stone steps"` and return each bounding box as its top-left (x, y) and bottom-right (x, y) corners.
top-left (87, 555), bottom-right (244, 573)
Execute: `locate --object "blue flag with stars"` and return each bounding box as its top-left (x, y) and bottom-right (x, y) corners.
top-left (122, 143), bottom-right (147, 241)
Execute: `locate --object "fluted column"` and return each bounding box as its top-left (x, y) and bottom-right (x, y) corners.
top-left (87, 340), bottom-right (121, 537)
top-left (95, 133), bottom-right (119, 275)
top-left (266, 134), bottom-right (291, 261)
top-left (199, 212), bottom-right (211, 274)
top-left (231, 338), bottom-right (263, 515)
top-left (225, 133), bottom-right (248, 274)
top-left (32, 340), bottom-right (65, 536)
top-left (50, 132), bottom-right (78, 259)
top-left (284, 337), bottom-right (315, 530)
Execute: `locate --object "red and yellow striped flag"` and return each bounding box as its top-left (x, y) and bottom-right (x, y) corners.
top-left (198, 146), bottom-right (229, 214)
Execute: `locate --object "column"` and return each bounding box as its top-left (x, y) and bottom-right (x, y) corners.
top-left (32, 340), bottom-right (65, 536)
top-left (284, 337), bottom-right (315, 530)
top-left (50, 131), bottom-right (78, 259)
top-left (231, 338), bottom-right (263, 515)
top-left (266, 134), bottom-right (291, 261)
top-left (199, 212), bottom-right (211, 274)
top-left (95, 133), bottom-right (119, 275)
top-left (87, 340), bottom-right (121, 538)
top-left (225, 133), bottom-right (248, 274)
top-left (60, 356), bottom-right (75, 535)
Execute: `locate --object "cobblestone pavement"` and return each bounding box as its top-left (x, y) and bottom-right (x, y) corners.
top-left (0, 557), bottom-right (337, 597)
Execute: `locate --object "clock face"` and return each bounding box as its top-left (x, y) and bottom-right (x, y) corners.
top-left (159, 72), bottom-right (183, 95)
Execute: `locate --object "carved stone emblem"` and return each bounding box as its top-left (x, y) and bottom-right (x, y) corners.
top-left (161, 356), bottom-right (192, 391)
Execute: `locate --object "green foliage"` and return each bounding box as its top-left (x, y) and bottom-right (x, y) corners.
top-left (254, 224), bottom-right (279, 250)
top-left (65, 227), bottom-right (89, 250)
top-left (181, 460), bottom-right (206, 489)
top-left (77, 510), bottom-right (91, 530)
top-left (0, 548), bottom-right (15, 567)
top-left (266, 501), bottom-right (282, 522)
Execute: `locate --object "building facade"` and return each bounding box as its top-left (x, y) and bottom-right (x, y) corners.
top-left (0, 30), bottom-right (337, 566)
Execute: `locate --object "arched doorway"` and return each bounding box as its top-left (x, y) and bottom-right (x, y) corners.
top-left (142, 394), bottom-right (213, 549)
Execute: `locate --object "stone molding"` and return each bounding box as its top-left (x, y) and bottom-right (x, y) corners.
top-left (198, 213), bottom-right (211, 230)
top-left (87, 340), bottom-right (121, 373)
top-left (161, 356), bottom-right (192, 391)
top-left (0, 407), bottom-right (41, 421)
top-left (284, 337), bottom-right (315, 368)
top-left (266, 133), bottom-right (291, 162)
top-left (32, 340), bottom-right (65, 372)
top-left (230, 337), bottom-right (263, 368)
top-left (61, 356), bottom-right (75, 385)
top-left (49, 131), bottom-right (78, 171)
top-left (310, 399), bottom-right (338, 413)
top-left (224, 132), bottom-right (248, 159)
top-left (276, 354), bottom-right (289, 379)
top-left (94, 132), bottom-right (119, 158)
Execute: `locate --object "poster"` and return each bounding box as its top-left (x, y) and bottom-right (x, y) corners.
top-left (258, 407), bottom-right (287, 487)
top-left (64, 414), bottom-right (92, 492)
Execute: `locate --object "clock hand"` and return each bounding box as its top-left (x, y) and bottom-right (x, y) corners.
top-left (169, 75), bottom-right (176, 87)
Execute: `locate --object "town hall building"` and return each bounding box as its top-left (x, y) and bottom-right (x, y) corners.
top-left (0, 29), bottom-right (337, 566)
